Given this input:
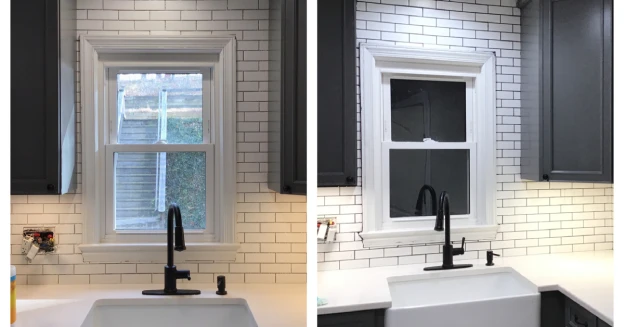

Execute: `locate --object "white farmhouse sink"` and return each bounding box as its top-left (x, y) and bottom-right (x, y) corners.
top-left (386, 267), bottom-right (539, 327)
top-left (80, 298), bottom-right (257, 327)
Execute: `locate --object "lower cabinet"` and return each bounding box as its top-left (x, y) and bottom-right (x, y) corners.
top-left (541, 291), bottom-right (611, 327)
top-left (318, 309), bottom-right (385, 327)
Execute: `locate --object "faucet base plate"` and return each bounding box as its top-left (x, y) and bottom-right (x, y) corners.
top-left (423, 263), bottom-right (473, 271)
top-left (142, 289), bottom-right (201, 296)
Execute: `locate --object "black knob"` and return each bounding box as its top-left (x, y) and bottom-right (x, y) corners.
top-left (216, 275), bottom-right (227, 295)
top-left (542, 174), bottom-right (549, 181)
top-left (486, 250), bottom-right (500, 266)
top-left (282, 185), bottom-right (291, 194)
top-left (47, 184), bottom-right (55, 191)
top-left (346, 176), bottom-right (355, 184)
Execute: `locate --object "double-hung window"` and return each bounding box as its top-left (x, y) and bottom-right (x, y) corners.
top-left (382, 76), bottom-right (476, 230)
top-left (79, 36), bottom-right (237, 262)
top-left (106, 68), bottom-right (214, 241)
top-left (359, 45), bottom-right (498, 248)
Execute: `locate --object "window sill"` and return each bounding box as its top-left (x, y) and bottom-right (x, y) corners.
top-left (359, 225), bottom-right (499, 248)
top-left (79, 243), bottom-right (239, 263)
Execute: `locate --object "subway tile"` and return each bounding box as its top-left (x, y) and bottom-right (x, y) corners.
top-left (103, 0), bottom-right (134, 10)
top-left (340, 259), bottom-right (370, 270)
top-left (60, 275), bottom-right (90, 285)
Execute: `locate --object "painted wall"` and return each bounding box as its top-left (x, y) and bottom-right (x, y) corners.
top-left (318, 0), bottom-right (613, 271)
top-left (11, 0), bottom-right (307, 285)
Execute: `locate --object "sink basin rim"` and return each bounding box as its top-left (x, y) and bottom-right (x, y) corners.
top-left (90, 296), bottom-right (251, 308)
top-left (387, 291), bottom-right (539, 310)
top-left (387, 266), bottom-right (519, 284)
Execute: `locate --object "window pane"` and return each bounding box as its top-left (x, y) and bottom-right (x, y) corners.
top-left (390, 79), bottom-right (466, 142)
top-left (114, 152), bottom-right (206, 230)
top-left (117, 73), bottom-right (204, 144)
top-left (389, 149), bottom-right (469, 218)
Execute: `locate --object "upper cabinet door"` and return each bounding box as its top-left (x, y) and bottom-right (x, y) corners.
top-left (268, 0), bottom-right (306, 195)
top-left (282, 0), bottom-right (307, 195)
top-left (542, 0), bottom-right (613, 182)
top-left (11, 1), bottom-right (58, 194)
top-left (317, 0), bottom-right (357, 187)
top-left (11, 0), bottom-right (78, 195)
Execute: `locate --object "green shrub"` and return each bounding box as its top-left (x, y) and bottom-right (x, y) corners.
top-left (165, 118), bottom-right (206, 229)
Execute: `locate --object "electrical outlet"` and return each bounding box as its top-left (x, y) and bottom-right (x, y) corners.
top-left (22, 227), bottom-right (56, 254)
top-left (21, 236), bottom-right (33, 254)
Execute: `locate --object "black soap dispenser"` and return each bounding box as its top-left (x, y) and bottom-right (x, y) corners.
top-left (216, 275), bottom-right (227, 295)
top-left (486, 250), bottom-right (500, 266)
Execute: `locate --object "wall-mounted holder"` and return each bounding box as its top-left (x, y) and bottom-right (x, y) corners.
top-left (22, 227), bottom-right (56, 262)
top-left (317, 218), bottom-right (337, 244)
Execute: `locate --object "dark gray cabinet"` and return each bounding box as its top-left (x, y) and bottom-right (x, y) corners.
top-left (318, 309), bottom-right (385, 327)
top-left (11, 0), bottom-right (77, 194)
top-left (317, 0), bottom-right (357, 187)
top-left (268, 0), bottom-right (306, 195)
top-left (541, 291), bottom-right (612, 327)
top-left (519, 0), bottom-right (613, 183)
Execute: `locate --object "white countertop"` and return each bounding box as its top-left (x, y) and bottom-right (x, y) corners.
top-left (317, 251), bottom-right (613, 325)
top-left (14, 283), bottom-right (305, 327)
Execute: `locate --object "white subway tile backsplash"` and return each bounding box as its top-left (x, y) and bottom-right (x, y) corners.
top-left (322, 4), bottom-right (613, 268)
top-left (11, 0), bottom-right (306, 285)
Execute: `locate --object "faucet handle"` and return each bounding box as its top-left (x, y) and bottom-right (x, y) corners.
top-left (176, 269), bottom-right (191, 280)
top-left (452, 237), bottom-right (467, 256)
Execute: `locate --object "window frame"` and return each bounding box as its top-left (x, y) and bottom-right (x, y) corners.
top-left (79, 36), bottom-right (238, 263)
top-left (104, 67), bottom-right (215, 243)
top-left (359, 44), bottom-right (499, 248)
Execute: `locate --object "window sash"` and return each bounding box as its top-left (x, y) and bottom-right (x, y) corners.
top-left (381, 74), bottom-right (475, 143)
top-left (381, 141), bottom-right (477, 230)
top-left (107, 67), bottom-right (214, 145)
top-left (104, 143), bottom-right (216, 243)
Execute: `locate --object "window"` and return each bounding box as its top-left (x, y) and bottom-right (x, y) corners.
top-left (384, 76), bottom-right (476, 230)
top-left (107, 70), bottom-right (213, 239)
top-left (359, 45), bottom-right (498, 248)
top-left (79, 36), bottom-right (237, 262)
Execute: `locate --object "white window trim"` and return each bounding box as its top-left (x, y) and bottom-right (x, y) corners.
top-left (79, 36), bottom-right (238, 262)
top-left (359, 44), bottom-right (499, 248)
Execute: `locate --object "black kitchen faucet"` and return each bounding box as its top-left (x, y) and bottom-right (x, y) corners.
top-left (424, 191), bottom-right (473, 271)
top-left (143, 203), bottom-right (201, 296)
